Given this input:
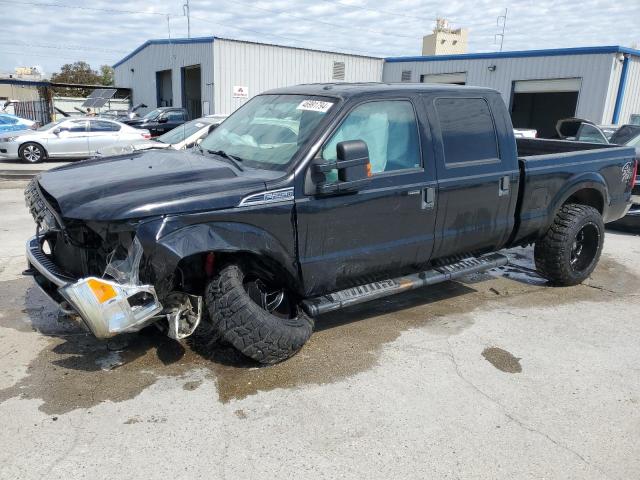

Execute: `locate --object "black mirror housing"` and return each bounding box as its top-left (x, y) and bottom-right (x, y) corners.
top-left (313, 140), bottom-right (371, 195)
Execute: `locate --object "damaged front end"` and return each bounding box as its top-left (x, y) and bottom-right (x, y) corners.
top-left (24, 180), bottom-right (202, 341)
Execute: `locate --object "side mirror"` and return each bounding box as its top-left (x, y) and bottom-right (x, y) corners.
top-left (52, 128), bottom-right (61, 135)
top-left (158, 117), bottom-right (168, 124)
top-left (195, 138), bottom-right (203, 146)
top-left (313, 140), bottom-right (371, 195)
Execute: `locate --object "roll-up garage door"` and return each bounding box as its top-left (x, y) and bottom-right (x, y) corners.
top-left (513, 78), bottom-right (582, 93)
top-left (511, 77), bottom-right (582, 138)
top-left (420, 72), bottom-right (467, 85)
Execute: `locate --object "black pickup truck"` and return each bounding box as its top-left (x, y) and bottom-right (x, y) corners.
top-left (24, 84), bottom-right (636, 364)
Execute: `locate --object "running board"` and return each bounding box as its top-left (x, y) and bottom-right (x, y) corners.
top-left (302, 253), bottom-right (508, 316)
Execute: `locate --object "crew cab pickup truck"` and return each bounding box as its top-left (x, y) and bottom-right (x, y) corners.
top-left (24, 84), bottom-right (637, 364)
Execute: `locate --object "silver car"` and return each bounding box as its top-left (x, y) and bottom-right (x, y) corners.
top-left (0, 117), bottom-right (150, 163)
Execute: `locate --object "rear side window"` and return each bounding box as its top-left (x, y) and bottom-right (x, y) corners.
top-left (89, 120), bottom-right (121, 132)
top-left (435, 98), bottom-right (498, 164)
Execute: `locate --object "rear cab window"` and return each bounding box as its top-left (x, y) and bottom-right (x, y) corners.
top-left (434, 97), bottom-right (499, 166)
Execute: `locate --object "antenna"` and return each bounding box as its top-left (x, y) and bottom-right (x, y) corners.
top-left (495, 8), bottom-right (507, 52)
top-left (183, 0), bottom-right (191, 39)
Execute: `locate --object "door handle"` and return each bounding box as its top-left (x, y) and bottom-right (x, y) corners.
top-left (498, 175), bottom-right (510, 197)
top-left (422, 186), bottom-right (435, 209)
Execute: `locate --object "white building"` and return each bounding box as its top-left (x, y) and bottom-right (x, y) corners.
top-left (113, 36), bottom-right (384, 118)
top-left (383, 46), bottom-right (640, 137)
top-left (422, 19), bottom-right (468, 56)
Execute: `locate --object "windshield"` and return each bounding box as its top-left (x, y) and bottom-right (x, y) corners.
top-left (199, 94), bottom-right (336, 170)
top-left (143, 108), bottom-right (163, 120)
top-left (156, 119), bottom-right (211, 144)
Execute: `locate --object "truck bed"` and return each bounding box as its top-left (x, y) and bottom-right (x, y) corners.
top-left (516, 137), bottom-right (616, 157)
top-left (511, 138), bottom-right (636, 246)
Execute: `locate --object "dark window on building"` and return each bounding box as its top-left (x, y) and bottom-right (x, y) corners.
top-left (435, 97), bottom-right (498, 164)
top-left (401, 70), bottom-right (412, 82)
top-left (332, 61), bottom-right (345, 80)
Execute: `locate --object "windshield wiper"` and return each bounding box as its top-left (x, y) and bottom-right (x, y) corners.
top-left (206, 149), bottom-right (244, 171)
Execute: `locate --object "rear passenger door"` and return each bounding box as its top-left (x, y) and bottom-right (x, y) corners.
top-left (87, 120), bottom-right (121, 154)
top-left (423, 95), bottom-right (517, 259)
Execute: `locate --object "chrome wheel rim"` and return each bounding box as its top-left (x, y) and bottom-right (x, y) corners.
top-left (24, 145), bottom-right (41, 162)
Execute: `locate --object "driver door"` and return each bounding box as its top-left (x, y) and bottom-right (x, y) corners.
top-left (46, 120), bottom-right (89, 157)
top-left (295, 98), bottom-right (438, 297)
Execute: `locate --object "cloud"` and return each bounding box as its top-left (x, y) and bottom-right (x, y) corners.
top-left (0, 0), bottom-right (638, 75)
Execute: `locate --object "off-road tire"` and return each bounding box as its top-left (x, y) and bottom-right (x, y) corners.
top-left (205, 263), bottom-right (314, 364)
top-left (19, 142), bottom-right (46, 163)
top-left (534, 204), bottom-right (604, 286)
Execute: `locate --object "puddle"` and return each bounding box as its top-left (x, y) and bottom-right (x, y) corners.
top-left (482, 347), bottom-right (522, 373)
top-left (0, 247), bottom-right (638, 413)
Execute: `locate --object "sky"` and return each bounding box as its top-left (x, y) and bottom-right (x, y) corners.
top-left (0, 0), bottom-right (639, 76)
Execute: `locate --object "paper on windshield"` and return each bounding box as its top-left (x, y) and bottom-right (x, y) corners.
top-left (297, 100), bottom-right (334, 113)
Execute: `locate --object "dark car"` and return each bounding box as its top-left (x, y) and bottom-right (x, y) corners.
top-left (24, 83), bottom-right (636, 364)
top-left (124, 107), bottom-right (188, 137)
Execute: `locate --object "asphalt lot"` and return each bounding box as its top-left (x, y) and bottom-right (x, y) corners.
top-left (1, 181), bottom-right (639, 479)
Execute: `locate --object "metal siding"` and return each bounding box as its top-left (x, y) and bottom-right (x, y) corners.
top-left (382, 53), bottom-right (615, 123)
top-left (114, 41), bottom-right (214, 116)
top-left (617, 56), bottom-right (640, 124)
top-left (213, 39), bottom-right (383, 115)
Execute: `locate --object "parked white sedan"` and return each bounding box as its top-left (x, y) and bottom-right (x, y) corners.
top-left (0, 117), bottom-right (150, 163)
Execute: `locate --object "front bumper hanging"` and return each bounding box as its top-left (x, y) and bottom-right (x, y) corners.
top-left (26, 235), bottom-right (163, 338)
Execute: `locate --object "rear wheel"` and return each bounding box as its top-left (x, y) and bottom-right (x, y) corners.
top-left (19, 142), bottom-right (46, 163)
top-left (534, 204), bottom-right (604, 286)
top-left (205, 263), bottom-right (314, 364)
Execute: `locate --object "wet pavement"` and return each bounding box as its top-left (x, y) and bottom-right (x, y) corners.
top-left (1, 184), bottom-right (640, 479)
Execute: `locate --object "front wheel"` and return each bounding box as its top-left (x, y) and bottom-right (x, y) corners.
top-left (19, 142), bottom-right (46, 163)
top-left (205, 263), bottom-right (314, 364)
top-left (534, 204), bottom-right (604, 286)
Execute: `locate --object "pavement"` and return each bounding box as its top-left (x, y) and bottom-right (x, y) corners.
top-left (1, 181), bottom-right (640, 479)
top-left (0, 158), bottom-right (69, 179)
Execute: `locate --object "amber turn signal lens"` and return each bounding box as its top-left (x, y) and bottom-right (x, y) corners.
top-left (366, 163), bottom-right (372, 177)
top-left (87, 278), bottom-right (117, 304)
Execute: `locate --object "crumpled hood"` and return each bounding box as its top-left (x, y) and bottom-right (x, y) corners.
top-left (37, 150), bottom-right (277, 221)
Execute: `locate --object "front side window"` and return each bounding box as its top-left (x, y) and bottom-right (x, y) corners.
top-left (435, 97), bottom-right (498, 164)
top-left (200, 94), bottom-right (336, 171)
top-left (322, 100), bottom-right (421, 174)
top-left (143, 108), bottom-right (163, 120)
top-left (61, 120), bottom-right (88, 133)
top-left (165, 111), bottom-right (185, 121)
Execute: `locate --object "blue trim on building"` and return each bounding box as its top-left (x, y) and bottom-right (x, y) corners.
top-left (0, 78), bottom-right (50, 87)
top-left (385, 45), bottom-right (640, 63)
top-left (113, 36), bottom-right (216, 68)
top-left (612, 55), bottom-right (630, 124)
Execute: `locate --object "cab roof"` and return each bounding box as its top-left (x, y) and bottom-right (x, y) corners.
top-left (263, 82), bottom-right (497, 100)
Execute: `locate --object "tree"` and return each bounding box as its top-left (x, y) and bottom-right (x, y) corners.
top-left (50, 61), bottom-right (115, 96)
top-left (99, 65), bottom-right (114, 86)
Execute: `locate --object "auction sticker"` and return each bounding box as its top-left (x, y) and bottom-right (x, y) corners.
top-left (297, 99), bottom-right (334, 113)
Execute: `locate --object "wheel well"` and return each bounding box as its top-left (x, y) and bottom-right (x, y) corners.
top-left (564, 188), bottom-right (603, 214)
top-left (173, 251), bottom-right (298, 296)
top-left (19, 141), bottom-right (47, 158)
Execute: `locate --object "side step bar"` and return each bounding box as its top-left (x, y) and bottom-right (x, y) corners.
top-left (302, 253), bottom-right (508, 316)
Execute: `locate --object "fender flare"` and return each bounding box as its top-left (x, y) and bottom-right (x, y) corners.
top-left (136, 219), bottom-right (300, 292)
top-left (548, 172), bottom-right (609, 218)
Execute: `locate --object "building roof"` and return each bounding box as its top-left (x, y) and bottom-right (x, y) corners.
top-left (112, 36), bottom-right (382, 69)
top-left (385, 45), bottom-right (640, 63)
